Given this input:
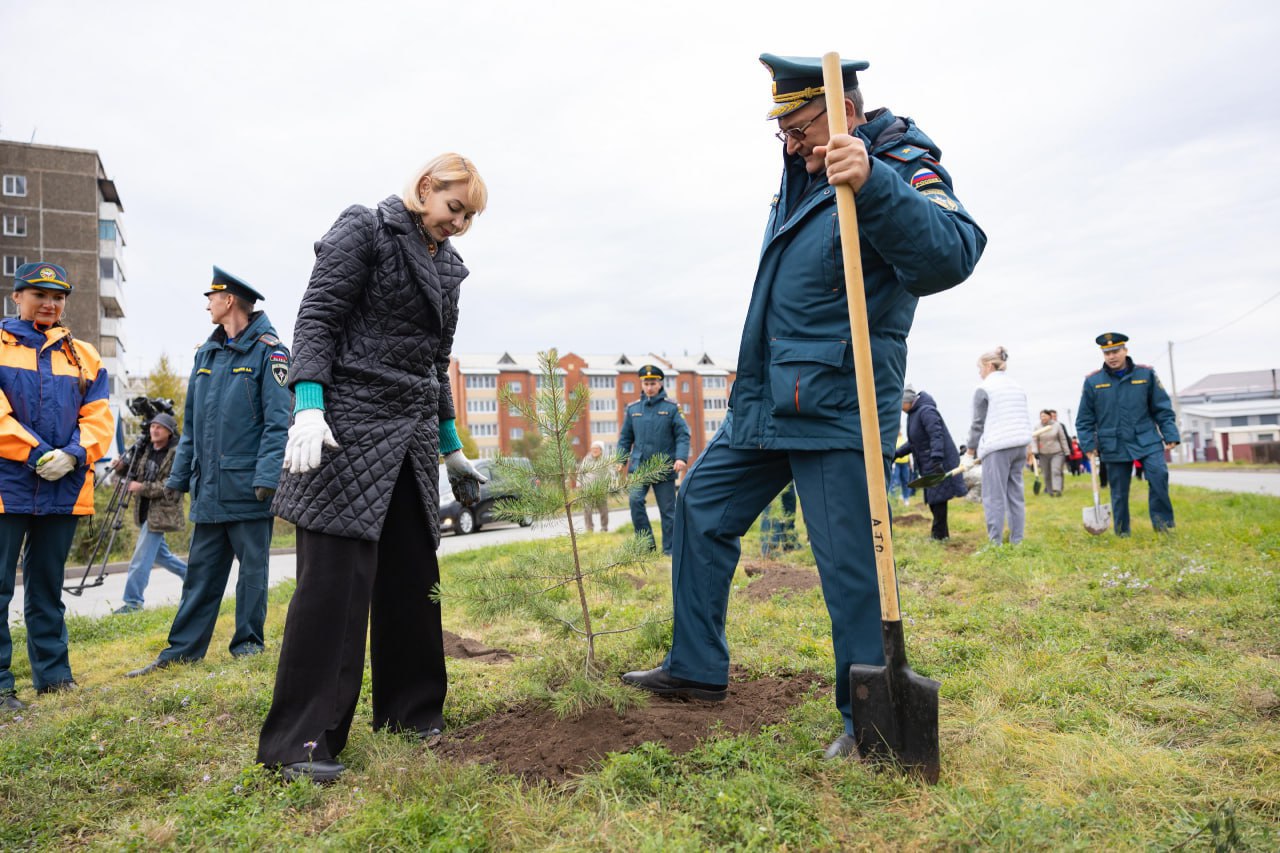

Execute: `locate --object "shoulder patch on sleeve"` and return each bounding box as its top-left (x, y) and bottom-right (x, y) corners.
top-left (910, 167), bottom-right (944, 190)
top-left (920, 188), bottom-right (959, 211)
top-left (882, 144), bottom-right (929, 163)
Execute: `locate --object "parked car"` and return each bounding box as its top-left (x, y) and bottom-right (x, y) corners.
top-left (438, 457), bottom-right (534, 535)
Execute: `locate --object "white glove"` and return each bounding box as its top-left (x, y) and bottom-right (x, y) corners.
top-left (36, 449), bottom-right (77, 481)
top-left (443, 450), bottom-right (487, 484)
top-left (283, 409), bottom-right (339, 474)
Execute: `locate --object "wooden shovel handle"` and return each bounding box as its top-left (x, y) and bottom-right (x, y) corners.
top-left (822, 53), bottom-right (900, 622)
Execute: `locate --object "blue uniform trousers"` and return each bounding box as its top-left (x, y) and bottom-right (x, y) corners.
top-left (630, 478), bottom-right (677, 555)
top-left (0, 514), bottom-right (80, 692)
top-left (158, 518), bottom-right (272, 662)
top-left (1105, 450), bottom-right (1174, 535)
top-left (663, 429), bottom-right (886, 734)
top-left (121, 521), bottom-right (188, 607)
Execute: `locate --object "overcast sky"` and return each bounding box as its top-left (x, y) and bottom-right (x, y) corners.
top-left (3, 0), bottom-right (1277, 435)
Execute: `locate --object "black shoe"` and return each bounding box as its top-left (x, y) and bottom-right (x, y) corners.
top-left (823, 733), bottom-right (858, 760)
top-left (416, 727), bottom-right (444, 746)
top-left (113, 603), bottom-right (142, 615)
top-left (621, 667), bottom-right (727, 702)
top-left (126, 659), bottom-right (171, 678)
top-left (230, 643), bottom-right (265, 658)
top-left (35, 680), bottom-right (78, 695)
top-left (280, 759), bottom-right (345, 784)
top-left (1, 690), bottom-right (24, 712)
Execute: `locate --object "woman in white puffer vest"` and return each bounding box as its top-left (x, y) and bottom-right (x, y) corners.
top-left (966, 346), bottom-right (1033, 545)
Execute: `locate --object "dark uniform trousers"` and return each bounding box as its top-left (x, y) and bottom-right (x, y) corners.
top-left (663, 428), bottom-right (886, 735)
top-left (257, 463), bottom-right (446, 766)
top-left (0, 514), bottom-right (79, 692)
top-left (158, 518), bottom-right (272, 662)
top-left (630, 478), bottom-right (677, 555)
top-left (1105, 449), bottom-right (1174, 535)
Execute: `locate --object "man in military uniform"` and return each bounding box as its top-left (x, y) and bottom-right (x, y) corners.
top-left (622, 54), bottom-right (986, 760)
top-left (128, 267), bottom-right (291, 676)
top-left (1075, 333), bottom-right (1180, 535)
top-left (616, 365), bottom-right (690, 556)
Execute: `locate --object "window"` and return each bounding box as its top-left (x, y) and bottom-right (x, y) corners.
top-left (589, 398), bottom-right (616, 412)
top-left (3, 255), bottom-right (26, 276)
top-left (704, 397), bottom-right (727, 410)
top-left (1258, 433), bottom-right (1275, 442)
top-left (703, 376), bottom-right (727, 389)
top-left (1261, 414), bottom-right (1279, 425)
top-left (2, 215), bottom-right (26, 237)
top-left (706, 419), bottom-right (721, 433)
top-left (2, 175), bottom-right (26, 196)
top-left (588, 375), bottom-right (615, 390)
top-left (1230, 416), bottom-right (1249, 427)
top-left (591, 420), bottom-right (616, 435)
top-left (465, 375), bottom-right (497, 389)
top-left (98, 220), bottom-right (117, 241)
top-left (508, 405), bottom-right (521, 416)
top-left (682, 381), bottom-right (690, 393)
top-left (510, 427), bottom-right (524, 439)
top-left (2, 298), bottom-right (17, 318)
top-left (506, 380), bottom-right (522, 393)
top-left (100, 258), bottom-right (119, 280)
top-left (470, 422), bottom-right (498, 438)
top-left (466, 399), bottom-right (498, 414)
top-left (622, 381), bottom-right (635, 394)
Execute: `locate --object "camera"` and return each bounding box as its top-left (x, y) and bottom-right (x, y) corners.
top-left (128, 395), bottom-right (175, 423)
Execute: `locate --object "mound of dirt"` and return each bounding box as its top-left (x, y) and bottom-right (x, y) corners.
top-left (739, 561), bottom-right (821, 601)
top-left (442, 630), bottom-right (514, 664)
top-left (436, 669), bottom-right (827, 784)
top-left (893, 513), bottom-right (929, 526)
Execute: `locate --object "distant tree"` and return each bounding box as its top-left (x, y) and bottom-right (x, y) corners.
top-left (146, 353), bottom-right (187, 431)
top-left (456, 421), bottom-right (479, 459)
top-left (436, 349), bottom-right (670, 715)
top-left (510, 429), bottom-right (543, 459)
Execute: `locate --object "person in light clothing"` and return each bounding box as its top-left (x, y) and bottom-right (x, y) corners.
top-left (967, 346), bottom-right (1032, 545)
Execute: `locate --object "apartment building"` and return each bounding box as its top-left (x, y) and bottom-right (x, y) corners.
top-left (448, 351), bottom-right (736, 461)
top-left (0, 141), bottom-right (129, 404)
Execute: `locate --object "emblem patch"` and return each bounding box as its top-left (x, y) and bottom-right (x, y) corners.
top-left (40, 266), bottom-right (56, 279)
top-left (911, 168), bottom-right (942, 190)
top-left (921, 189), bottom-right (958, 211)
top-left (271, 361), bottom-right (288, 387)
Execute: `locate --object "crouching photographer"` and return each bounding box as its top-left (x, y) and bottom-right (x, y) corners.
top-left (112, 407), bottom-right (188, 614)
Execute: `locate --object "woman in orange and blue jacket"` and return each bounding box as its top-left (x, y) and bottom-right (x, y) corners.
top-left (0, 262), bottom-right (112, 711)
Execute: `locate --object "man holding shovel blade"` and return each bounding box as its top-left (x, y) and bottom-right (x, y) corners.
top-left (622, 53), bottom-right (986, 760)
top-left (1075, 333), bottom-right (1180, 535)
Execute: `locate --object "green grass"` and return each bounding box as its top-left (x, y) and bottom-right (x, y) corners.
top-left (2, 476), bottom-right (1277, 849)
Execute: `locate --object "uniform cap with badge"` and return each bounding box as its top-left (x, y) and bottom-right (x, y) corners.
top-left (205, 265), bottom-right (266, 302)
top-left (638, 364), bottom-right (665, 380)
top-left (14, 261), bottom-right (73, 293)
top-left (758, 53), bottom-right (869, 119)
top-left (1095, 332), bottom-right (1129, 352)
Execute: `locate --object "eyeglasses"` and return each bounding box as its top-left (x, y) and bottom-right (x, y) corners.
top-left (774, 107), bottom-right (827, 144)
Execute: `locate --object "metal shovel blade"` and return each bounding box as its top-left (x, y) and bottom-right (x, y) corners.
top-left (849, 620), bottom-right (941, 784)
top-left (906, 464), bottom-right (966, 490)
top-left (1083, 503), bottom-right (1111, 535)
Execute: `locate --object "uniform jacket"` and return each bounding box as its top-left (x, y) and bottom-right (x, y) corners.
top-left (1075, 358), bottom-right (1179, 462)
top-left (167, 311), bottom-right (291, 523)
top-left (727, 108), bottom-right (986, 458)
top-left (0, 319), bottom-right (112, 515)
top-left (617, 389), bottom-right (691, 481)
top-left (272, 196), bottom-right (464, 544)
top-left (895, 390), bottom-right (967, 504)
top-left (129, 440), bottom-right (185, 532)
top-left (969, 370), bottom-right (1032, 459)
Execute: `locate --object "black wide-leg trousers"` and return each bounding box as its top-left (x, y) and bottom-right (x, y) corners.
top-left (257, 463), bottom-right (446, 766)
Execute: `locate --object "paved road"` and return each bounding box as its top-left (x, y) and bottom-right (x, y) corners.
top-left (9, 507), bottom-right (653, 622)
top-left (1169, 469), bottom-right (1280, 497)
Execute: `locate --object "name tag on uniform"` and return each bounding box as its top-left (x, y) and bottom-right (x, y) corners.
top-left (1095, 383), bottom-right (1111, 388)
top-left (197, 368), bottom-right (211, 376)
top-left (232, 366), bottom-right (254, 374)
top-left (658, 411), bottom-right (670, 416)
top-left (1131, 379), bottom-right (1147, 384)
top-left (631, 412), bottom-right (642, 417)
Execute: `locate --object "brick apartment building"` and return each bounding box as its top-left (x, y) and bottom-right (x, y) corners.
top-left (0, 141), bottom-right (129, 406)
top-left (448, 352), bottom-right (736, 462)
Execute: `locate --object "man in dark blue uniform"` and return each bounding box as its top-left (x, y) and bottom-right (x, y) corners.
top-left (616, 364), bottom-right (691, 556)
top-left (622, 54), bottom-right (986, 760)
top-left (128, 267), bottom-right (291, 675)
top-left (1075, 333), bottom-right (1180, 535)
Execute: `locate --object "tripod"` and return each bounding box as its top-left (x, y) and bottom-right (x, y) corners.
top-left (64, 435), bottom-right (150, 596)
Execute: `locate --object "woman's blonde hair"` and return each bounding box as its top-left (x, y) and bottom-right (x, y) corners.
top-left (978, 345), bottom-right (1009, 371)
top-left (402, 153), bottom-right (488, 236)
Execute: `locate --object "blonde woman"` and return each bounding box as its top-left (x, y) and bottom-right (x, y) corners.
top-left (966, 346), bottom-right (1032, 545)
top-left (257, 155), bottom-right (488, 783)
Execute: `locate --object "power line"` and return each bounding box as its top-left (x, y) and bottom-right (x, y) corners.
top-left (1176, 289), bottom-right (1280, 345)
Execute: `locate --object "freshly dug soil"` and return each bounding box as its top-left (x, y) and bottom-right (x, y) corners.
top-left (442, 630), bottom-right (514, 664)
top-left (436, 669), bottom-right (827, 784)
top-left (740, 560), bottom-right (822, 601)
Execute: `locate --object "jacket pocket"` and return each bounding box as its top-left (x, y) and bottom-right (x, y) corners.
top-left (1098, 428), bottom-right (1121, 456)
top-left (218, 454), bottom-right (259, 504)
top-left (768, 338), bottom-right (853, 419)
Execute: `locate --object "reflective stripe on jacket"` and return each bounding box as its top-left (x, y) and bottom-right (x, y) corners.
top-left (0, 319), bottom-right (112, 515)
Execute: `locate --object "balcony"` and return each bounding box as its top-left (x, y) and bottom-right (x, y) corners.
top-left (100, 275), bottom-right (126, 318)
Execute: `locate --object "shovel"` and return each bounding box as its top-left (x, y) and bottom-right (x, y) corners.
top-left (907, 463), bottom-right (965, 490)
top-left (1032, 457), bottom-right (1042, 496)
top-left (822, 54), bottom-right (940, 784)
top-left (1083, 453), bottom-right (1110, 535)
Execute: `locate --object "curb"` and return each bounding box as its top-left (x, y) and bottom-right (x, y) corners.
top-left (19, 547), bottom-right (298, 589)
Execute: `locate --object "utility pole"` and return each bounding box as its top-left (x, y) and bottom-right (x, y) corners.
top-left (1167, 340), bottom-right (1186, 463)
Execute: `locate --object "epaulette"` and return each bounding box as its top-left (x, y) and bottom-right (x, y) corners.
top-left (1085, 368), bottom-right (1104, 377)
top-left (1136, 363), bottom-right (1154, 370)
top-left (258, 333), bottom-right (282, 347)
top-left (882, 144), bottom-right (930, 163)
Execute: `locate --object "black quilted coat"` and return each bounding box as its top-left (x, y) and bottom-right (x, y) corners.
top-left (895, 390), bottom-right (968, 505)
top-left (272, 196), bottom-right (465, 545)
